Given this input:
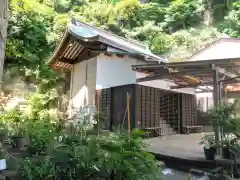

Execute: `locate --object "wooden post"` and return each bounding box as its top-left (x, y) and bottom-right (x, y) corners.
top-left (0, 0), bottom-right (8, 89)
top-left (212, 64), bottom-right (221, 155)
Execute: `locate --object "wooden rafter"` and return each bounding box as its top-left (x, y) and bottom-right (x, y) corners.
top-left (136, 69), bottom-right (213, 82)
top-left (132, 57), bottom-right (240, 70)
top-left (212, 66), bottom-right (239, 79)
top-left (133, 58), bottom-right (240, 92)
top-left (170, 82), bottom-right (213, 89)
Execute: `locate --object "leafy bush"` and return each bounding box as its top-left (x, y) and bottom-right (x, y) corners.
top-left (210, 101), bottom-right (240, 149)
top-left (0, 109), bottom-right (27, 137)
top-left (26, 117), bottom-right (58, 155)
top-left (218, 2), bottom-right (240, 38)
top-left (19, 129), bottom-right (161, 180)
top-left (0, 95), bottom-right (62, 154)
top-left (0, 97), bottom-right (160, 179)
top-left (164, 0), bottom-right (204, 32)
top-left (19, 157), bottom-right (55, 180)
top-left (210, 101), bottom-right (237, 128)
top-left (199, 134), bottom-right (216, 148)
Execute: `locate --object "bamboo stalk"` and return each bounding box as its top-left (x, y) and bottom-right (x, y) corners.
top-left (97, 92), bottom-right (100, 137)
top-left (121, 107), bottom-right (127, 131)
top-left (127, 93), bottom-right (131, 141)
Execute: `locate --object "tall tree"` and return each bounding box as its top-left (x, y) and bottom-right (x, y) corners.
top-left (0, 0), bottom-right (8, 87)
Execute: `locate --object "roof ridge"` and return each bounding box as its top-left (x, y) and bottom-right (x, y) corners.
top-left (187, 38), bottom-right (224, 60)
top-left (187, 37), bottom-right (240, 61)
top-left (219, 37), bottom-right (240, 42)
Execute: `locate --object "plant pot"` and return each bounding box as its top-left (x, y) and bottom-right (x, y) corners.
top-left (11, 136), bottom-right (29, 149)
top-left (222, 147), bottom-right (232, 159)
top-left (0, 132), bottom-right (7, 141)
top-left (204, 147), bottom-right (216, 160)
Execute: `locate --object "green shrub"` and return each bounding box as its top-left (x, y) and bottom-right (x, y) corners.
top-left (0, 109), bottom-right (27, 137)
top-left (26, 118), bottom-right (58, 155)
top-left (19, 129), bottom-right (161, 180)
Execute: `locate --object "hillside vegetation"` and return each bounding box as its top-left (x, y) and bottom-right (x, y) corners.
top-left (4, 0), bottom-right (240, 94)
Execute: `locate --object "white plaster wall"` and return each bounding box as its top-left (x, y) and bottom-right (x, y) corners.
top-left (189, 41), bottom-right (240, 61)
top-left (196, 92), bottom-right (214, 112)
top-left (96, 54), bottom-right (195, 95)
top-left (70, 54), bottom-right (196, 115)
top-left (70, 57), bottom-right (97, 111)
top-left (96, 54), bottom-right (138, 89)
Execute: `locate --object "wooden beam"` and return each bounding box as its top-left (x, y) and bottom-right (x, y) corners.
top-left (170, 82), bottom-right (213, 89)
top-left (197, 86), bottom-right (213, 92)
top-left (132, 57), bottom-right (240, 70)
top-left (221, 75), bottom-right (240, 83)
top-left (170, 79), bottom-right (240, 89)
top-left (212, 66), bottom-right (238, 79)
top-left (136, 69), bottom-right (213, 82)
top-left (136, 75), bottom-right (162, 82)
top-left (134, 64), bottom-right (238, 78)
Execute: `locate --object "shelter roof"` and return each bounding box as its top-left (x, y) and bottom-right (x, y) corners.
top-left (132, 57), bottom-right (240, 92)
top-left (48, 18), bottom-right (167, 70)
top-left (187, 38), bottom-right (240, 61)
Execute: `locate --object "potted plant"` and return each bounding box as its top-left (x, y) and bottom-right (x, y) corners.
top-left (0, 113), bottom-right (11, 141)
top-left (220, 139), bottom-right (231, 159)
top-left (0, 109), bottom-right (28, 149)
top-left (9, 123), bottom-right (28, 150)
top-left (220, 134), bottom-right (237, 159)
top-left (199, 134), bottom-right (216, 160)
top-left (0, 124), bottom-right (8, 142)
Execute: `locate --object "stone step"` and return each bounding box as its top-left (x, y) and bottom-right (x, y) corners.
top-left (160, 119), bottom-right (177, 135)
top-left (161, 124), bottom-right (176, 135)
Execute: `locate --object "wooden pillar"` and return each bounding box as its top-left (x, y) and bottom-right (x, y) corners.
top-left (177, 94), bottom-right (181, 134)
top-left (221, 84), bottom-right (227, 102)
top-left (212, 64), bottom-right (221, 155)
top-left (212, 65), bottom-right (219, 106)
top-left (219, 81), bottom-right (222, 103)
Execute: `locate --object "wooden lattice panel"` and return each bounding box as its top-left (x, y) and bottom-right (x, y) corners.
top-left (95, 88), bottom-right (111, 129)
top-left (181, 94), bottom-right (197, 127)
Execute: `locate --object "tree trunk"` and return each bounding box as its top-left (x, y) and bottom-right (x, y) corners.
top-left (0, 0), bottom-right (8, 88)
top-left (204, 0), bottom-right (213, 26)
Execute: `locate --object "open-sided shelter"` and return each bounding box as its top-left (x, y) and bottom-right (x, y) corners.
top-left (132, 55), bottom-right (240, 149)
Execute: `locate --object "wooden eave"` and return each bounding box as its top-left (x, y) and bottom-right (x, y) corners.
top-left (47, 28), bottom-right (108, 70)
